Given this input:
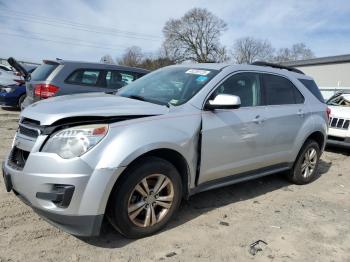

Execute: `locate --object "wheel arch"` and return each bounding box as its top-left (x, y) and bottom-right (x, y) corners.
top-left (105, 148), bottom-right (191, 213)
top-left (306, 131), bottom-right (326, 150)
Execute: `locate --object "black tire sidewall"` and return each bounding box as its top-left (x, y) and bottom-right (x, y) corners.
top-left (291, 140), bottom-right (321, 185)
top-left (18, 94), bottom-right (26, 109)
top-left (108, 157), bottom-right (182, 238)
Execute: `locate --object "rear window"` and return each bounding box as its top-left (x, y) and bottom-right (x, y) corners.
top-left (299, 79), bottom-right (325, 103)
top-left (31, 63), bottom-right (58, 81)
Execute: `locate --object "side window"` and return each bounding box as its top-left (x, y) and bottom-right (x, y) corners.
top-left (262, 74), bottom-right (304, 105)
top-left (121, 72), bottom-right (136, 84)
top-left (66, 69), bottom-right (101, 86)
top-left (105, 71), bottom-right (136, 89)
top-left (212, 72), bottom-right (262, 107)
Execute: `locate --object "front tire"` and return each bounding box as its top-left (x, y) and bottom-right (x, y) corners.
top-left (107, 157), bottom-right (182, 238)
top-left (287, 139), bottom-right (321, 185)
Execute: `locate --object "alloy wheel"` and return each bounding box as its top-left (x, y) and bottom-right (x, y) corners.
top-left (301, 147), bottom-right (317, 178)
top-left (127, 174), bottom-right (174, 227)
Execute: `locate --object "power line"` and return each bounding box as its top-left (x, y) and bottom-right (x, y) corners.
top-left (3, 27), bottom-right (136, 50)
top-left (0, 31), bottom-right (136, 52)
top-left (0, 7), bottom-right (161, 39)
top-left (0, 12), bottom-right (162, 41)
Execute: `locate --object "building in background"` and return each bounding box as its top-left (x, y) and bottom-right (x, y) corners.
top-left (282, 54), bottom-right (350, 100)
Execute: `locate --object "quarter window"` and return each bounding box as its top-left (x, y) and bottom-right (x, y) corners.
top-left (66, 69), bottom-right (101, 86)
top-left (212, 72), bottom-right (262, 107)
top-left (105, 71), bottom-right (139, 89)
top-left (298, 79), bottom-right (324, 103)
top-left (262, 74), bottom-right (304, 105)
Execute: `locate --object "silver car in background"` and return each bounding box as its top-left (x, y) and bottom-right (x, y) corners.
top-left (2, 62), bottom-right (328, 238)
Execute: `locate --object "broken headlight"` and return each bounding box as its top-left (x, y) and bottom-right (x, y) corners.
top-left (42, 124), bottom-right (108, 159)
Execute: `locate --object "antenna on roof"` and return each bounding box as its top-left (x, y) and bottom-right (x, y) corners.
top-left (251, 61), bottom-right (305, 75)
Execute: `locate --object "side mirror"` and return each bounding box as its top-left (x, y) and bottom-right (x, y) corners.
top-left (205, 94), bottom-right (241, 110)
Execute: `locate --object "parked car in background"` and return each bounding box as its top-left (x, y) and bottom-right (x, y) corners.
top-left (326, 91), bottom-right (350, 147)
top-left (0, 83), bottom-right (26, 109)
top-left (2, 62), bottom-right (328, 238)
top-left (0, 68), bottom-right (22, 87)
top-left (0, 62), bottom-right (37, 109)
top-left (0, 64), bottom-right (14, 72)
top-left (20, 60), bottom-right (149, 109)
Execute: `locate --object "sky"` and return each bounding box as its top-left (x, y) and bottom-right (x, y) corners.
top-left (0, 0), bottom-right (349, 63)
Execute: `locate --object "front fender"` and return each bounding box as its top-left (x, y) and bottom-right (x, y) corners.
top-left (82, 112), bottom-right (201, 180)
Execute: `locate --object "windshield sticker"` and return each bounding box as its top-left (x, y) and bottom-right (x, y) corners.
top-left (185, 69), bottom-right (210, 76)
top-left (196, 75), bottom-right (208, 82)
top-left (169, 99), bottom-right (179, 105)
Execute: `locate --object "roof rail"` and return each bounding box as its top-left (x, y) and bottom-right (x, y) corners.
top-left (251, 61), bottom-right (305, 75)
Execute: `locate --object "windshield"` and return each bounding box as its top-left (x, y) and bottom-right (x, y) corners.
top-left (118, 67), bottom-right (218, 106)
top-left (327, 93), bottom-right (350, 107)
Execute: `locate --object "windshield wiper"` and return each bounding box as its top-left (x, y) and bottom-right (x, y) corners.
top-left (127, 95), bottom-right (147, 102)
top-left (126, 94), bottom-right (171, 108)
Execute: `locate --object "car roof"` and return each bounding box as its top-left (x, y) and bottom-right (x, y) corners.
top-left (43, 59), bottom-right (150, 74)
top-left (169, 63), bottom-right (312, 79)
top-left (171, 63), bottom-right (231, 70)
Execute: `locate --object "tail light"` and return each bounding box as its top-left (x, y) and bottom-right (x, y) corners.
top-left (34, 84), bottom-right (59, 99)
top-left (326, 107), bottom-right (331, 120)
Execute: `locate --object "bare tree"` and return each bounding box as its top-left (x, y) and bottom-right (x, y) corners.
top-left (162, 8), bottom-right (227, 63)
top-left (100, 54), bottom-right (115, 64)
top-left (116, 46), bottom-right (174, 70)
top-left (232, 37), bottom-right (274, 64)
top-left (274, 43), bottom-right (315, 62)
top-left (117, 46), bottom-right (144, 67)
top-left (139, 56), bottom-right (174, 71)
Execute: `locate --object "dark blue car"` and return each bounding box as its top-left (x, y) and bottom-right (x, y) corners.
top-left (0, 84), bottom-right (26, 109)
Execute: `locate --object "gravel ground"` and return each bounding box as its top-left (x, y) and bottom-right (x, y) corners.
top-left (0, 107), bottom-right (349, 262)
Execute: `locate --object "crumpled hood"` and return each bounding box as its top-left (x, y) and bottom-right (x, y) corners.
top-left (21, 93), bottom-right (169, 125)
top-left (329, 105), bottom-right (350, 119)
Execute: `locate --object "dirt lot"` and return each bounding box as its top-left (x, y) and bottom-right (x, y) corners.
top-left (0, 107), bottom-right (349, 262)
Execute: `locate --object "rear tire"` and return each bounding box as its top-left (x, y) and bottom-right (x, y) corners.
top-left (107, 156), bottom-right (182, 238)
top-left (17, 94), bottom-right (26, 110)
top-left (286, 139), bottom-right (321, 185)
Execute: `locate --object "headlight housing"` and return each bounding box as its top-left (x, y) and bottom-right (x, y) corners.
top-left (1, 87), bottom-right (15, 93)
top-left (42, 124), bottom-right (108, 159)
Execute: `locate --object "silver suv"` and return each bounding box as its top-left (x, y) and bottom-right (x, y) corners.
top-left (2, 62), bottom-right (328, 238)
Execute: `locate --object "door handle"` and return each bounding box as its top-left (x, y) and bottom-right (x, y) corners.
top-left (297, 109), bottom-right (305, 118)
top-left (253, 115), bottom-right (265, 124)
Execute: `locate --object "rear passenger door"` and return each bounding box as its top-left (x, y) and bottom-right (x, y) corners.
top-left (64, 69), bottom-right (106, 94)
top-left (261, 73), bottom-right (306, 164)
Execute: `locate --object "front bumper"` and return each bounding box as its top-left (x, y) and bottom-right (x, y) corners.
top-left (0, 86), bottom-right (25, 107)
top-left (327, 135), bottom-right (350, 147)
top-left (0, 91), bottom-right (17, 106)
top-left (2, 150), bottom-right (125, 236)
top-left (13, 187), bottom-right (104, 236)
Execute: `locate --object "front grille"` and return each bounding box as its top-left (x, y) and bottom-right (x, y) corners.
top-left (18, 125), bottom-right (39, 138)
top-left (18, 118), bottom-right (41, 138)
top-left (329, 117), bottom-right (350, 129)
top-left (21, 118), bottom-right (40, 126)
top-left (8, 147), bottom-right (30, 170)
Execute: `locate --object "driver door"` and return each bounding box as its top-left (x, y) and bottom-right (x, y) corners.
top-left (198, 72), bottom-right (268, 184)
